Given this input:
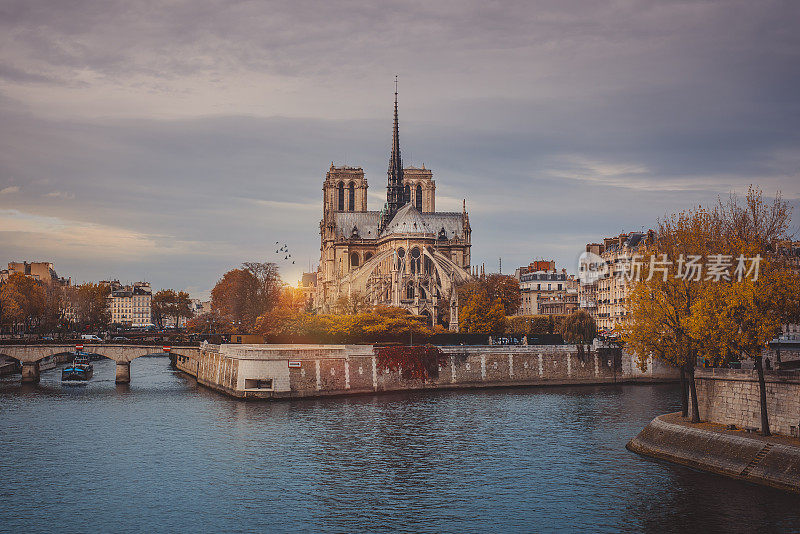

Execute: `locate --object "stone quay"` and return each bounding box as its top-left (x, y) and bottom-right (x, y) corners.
top-left (174, 343), bottom-right (678, 400)
top-left (629, 368), bottom-right (800, 494)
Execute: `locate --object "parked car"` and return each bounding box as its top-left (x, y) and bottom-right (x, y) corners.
top-left (80, 334), bottom-right (103, 342)
top-left (111, 336), bottom-right (129, 342)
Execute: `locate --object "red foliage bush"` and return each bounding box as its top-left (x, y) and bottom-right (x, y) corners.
top-left (375, 345), bottom-right (447, 381)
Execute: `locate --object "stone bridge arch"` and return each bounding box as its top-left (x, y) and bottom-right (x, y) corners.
top-left (0, 344), bottom-right (199, 384)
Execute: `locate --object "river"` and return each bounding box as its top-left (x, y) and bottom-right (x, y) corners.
top-left (2, 356), bottom-right (800, 533)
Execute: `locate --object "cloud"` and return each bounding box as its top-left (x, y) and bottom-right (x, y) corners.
top-left (0, 0), bottom-right (798, 294)
top-left (0, 186), bottom-right (20, 195)
top-left (44, 191), bottom-right (75, 199)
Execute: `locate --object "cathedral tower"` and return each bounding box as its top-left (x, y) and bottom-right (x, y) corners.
top-left (380, 77), bottom-right (406, 232)
top-left (323, 165), bottom-right (368, 214)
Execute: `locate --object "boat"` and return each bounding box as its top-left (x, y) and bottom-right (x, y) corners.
top-left (62, 354), bottom-right (94, 381)
top-left (39, 354), bottom-right (58, 371)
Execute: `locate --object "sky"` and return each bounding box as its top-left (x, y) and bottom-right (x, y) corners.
top-left (1, 0), bottom-right (798, 299)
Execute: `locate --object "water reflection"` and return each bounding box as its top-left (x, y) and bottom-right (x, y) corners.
top-left (1, 357), bottom-right (799, 533)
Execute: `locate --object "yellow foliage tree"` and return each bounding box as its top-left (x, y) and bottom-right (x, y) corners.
top-left (622, 206), bottom-right (720, 421)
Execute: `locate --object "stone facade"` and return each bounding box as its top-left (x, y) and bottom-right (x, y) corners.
top-left (692, 368), bottom-right (800, 436)
top-left (514, 262), bottom-right (577, 316)
top-left (176, 343), bottom-right (678, 400)
top-left (314, 90), bottom-right (472, 328)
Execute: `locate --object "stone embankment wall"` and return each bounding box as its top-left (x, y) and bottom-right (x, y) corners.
top-left (628, 414), bottom-right (800, 493)
top-left (692, 368), bottom-right (800, 436)
top-left (175, 344), bottom-right (678, 400)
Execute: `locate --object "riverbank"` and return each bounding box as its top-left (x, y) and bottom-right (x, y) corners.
top-left (627, 413), bottom-right (800, 493)
top-left (174, 343), bottom-right (679, 400)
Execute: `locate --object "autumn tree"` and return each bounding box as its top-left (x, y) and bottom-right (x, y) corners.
top-left (484, 274), bottom-right (522, 315)
top-left (151, 289), bottom-right (176, 328)
top-left (622, 206), bottom-right (720, 421)
top-left (211, 269), bottom-right (259, 332)
top-left (0, 273), bottom-right (46, 333)
top-left (152, 289), bottom-right (194, 328)
top-left (186, 310), bottom-right (224, 335)
top-left (459, 289), bottom-right (506, 334)
top-left (71, 283), bottom-right (111, 330)
top-left (331, 291), bottom-right (371, 315)
top-left (210, 262), bottom-right (283, 332)
top-left (688, 186), bottom-right (797, 435)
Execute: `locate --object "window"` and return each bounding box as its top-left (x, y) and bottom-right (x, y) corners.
top-left (337, 181), bottom-right (344, 211)
top-left (244, 378), bottom-right (273, 390)
top-left (410, 247), bottom-right (421, 274)
top-left (404, 184), bottom-right (410, 204)
top-left (351, 252), bottom-right (360, 268)
top-left (365, 252), bottom-right (373, 262)
top-left (348, 181), bottom-right (355, 211)
top-left (416, 184), bottom-right (423, 211)
top-left (407, 282), bottom-right (415, 299)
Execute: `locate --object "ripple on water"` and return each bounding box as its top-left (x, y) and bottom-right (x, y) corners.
top-left (2, 357), bottom-right (800, 533)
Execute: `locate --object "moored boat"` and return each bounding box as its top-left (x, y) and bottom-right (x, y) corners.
top-left (62, 355), bottom-right (93, 381)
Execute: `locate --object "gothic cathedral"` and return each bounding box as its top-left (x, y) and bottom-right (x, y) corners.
top-left (315, 86), bottom-right (473, 329)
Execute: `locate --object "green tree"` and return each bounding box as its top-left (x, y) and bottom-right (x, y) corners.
top-left (559, 310), bottom-right (597, 347)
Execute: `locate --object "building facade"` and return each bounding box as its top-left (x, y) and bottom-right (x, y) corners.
top-left (514, 261), bottom-right (577, 316)
top-left (1, 261), bottom-right (70, 286)
top-left (315, 89), bottom-right (472, 328)
top-left (594, 232), bottom-right (652, 332)
top-left (103, 280), bottom-right (153, 327)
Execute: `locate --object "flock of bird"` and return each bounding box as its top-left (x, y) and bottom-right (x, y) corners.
top-left (275, 242), bottom-right (295, 264)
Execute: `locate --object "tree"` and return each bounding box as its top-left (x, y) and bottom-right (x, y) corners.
top-left (459, 274), bottom-right (521, 318)
top-left (173, 291), bottom-right (193, 328)
top-left (0, 273), bottom-right (47, 333)
top-left (332, 291), bottom-right (371, 315)
top-left (687, 186), bottom-right (797, 435)
top-left (559, 310), bottom-right (597, 347)
top-left (210, 262), bottom-right (283, 332)
top-left (459, 289), bottom-right (506, 334)
top-left (71, 283), bottom-right (111, 330)
top-left (484, 274), bottom-right (522, 316)
top-left (151, 289), bottom-right (176, 328)
top-left (242, 262), bottom-right (282, 313)
top-left (622, 206), bottom-right (721, 421)
top-left (211, 268), bottom-right (264, 332)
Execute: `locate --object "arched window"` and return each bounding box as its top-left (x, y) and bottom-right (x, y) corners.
top-left (396, 248), bottom-right (405, 270)
top-left (365, 252), bottom-right (373, 262)
top-left (337, 181), bottom-right (344, 211)
top-left (351, 252), bottom-right (360, 268)
top-left (404, 184), bottom-right (410, 204)
top-left (416, 184), bottom-right (423, 211)
top-left (348, 181), bottom-right (355, 212)
top-left (410, 247), bottom-right (421, 274)
top-left (407, 282), bottom-right (415, 300)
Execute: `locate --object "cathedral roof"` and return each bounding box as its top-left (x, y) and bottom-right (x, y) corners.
top-left (423, 212), bottom-right (467, 239)
top-left (382, 203), bottom-right (431, 235)
top-left (380, 203), bottom-right (466, 239)
top-left (334, 211), bottom-right (380, 239)
top-left (333, 205), bottom-right (467, 241)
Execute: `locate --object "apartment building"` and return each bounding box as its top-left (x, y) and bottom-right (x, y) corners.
top-left (1, 261), bottom-right (70, 285)
top-left (514, 261), bottom-right (577, 316)
top-left (103, 280), bottom-right (153, 327)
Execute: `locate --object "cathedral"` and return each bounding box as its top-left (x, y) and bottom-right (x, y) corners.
top-left (314, 87), bottom-right (473, 329)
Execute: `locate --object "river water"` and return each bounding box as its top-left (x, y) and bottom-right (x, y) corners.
top-left (2, 357), bottom-right (800, 533)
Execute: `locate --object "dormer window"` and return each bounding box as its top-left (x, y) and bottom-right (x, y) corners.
top-left (438, 227), bottom-right (447, 240)
top-left (351, 226), bottom-right (359, 238)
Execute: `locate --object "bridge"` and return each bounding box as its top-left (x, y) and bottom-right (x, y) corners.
top-left (0, 344), bottom-right (200, 384)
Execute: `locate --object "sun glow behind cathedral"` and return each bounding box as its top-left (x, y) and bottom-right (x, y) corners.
top-left (315, 87), bottom-right (473, 329)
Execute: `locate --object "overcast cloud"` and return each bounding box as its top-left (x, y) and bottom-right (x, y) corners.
top-left (1, 0), bottom-right (798, 297)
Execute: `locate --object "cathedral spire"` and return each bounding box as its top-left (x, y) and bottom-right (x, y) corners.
top-left (381, 76), bottom-right (405, 232)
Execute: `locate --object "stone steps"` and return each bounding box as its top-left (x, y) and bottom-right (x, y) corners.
top-left (741, 443), bottom-right (774, 477)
